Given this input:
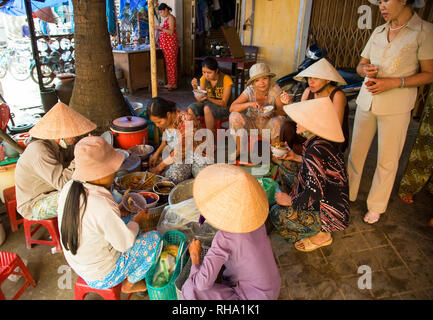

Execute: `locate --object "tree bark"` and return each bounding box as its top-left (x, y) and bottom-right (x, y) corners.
top-left (70, 0), bottom-right (130, 134)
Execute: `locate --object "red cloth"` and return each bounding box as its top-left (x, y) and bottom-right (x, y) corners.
top-left (159, 18), bottom-right (178, 86)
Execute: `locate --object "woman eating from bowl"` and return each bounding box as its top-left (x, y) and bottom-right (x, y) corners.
top-left (148, 97), bottom-right (210, 184)
top-left (275, 58), bottom-right (350, 191)
top-left (181, 164), bottom-right (281, 300)
top-left (187, 57), bottom-right (233, 132)
top-left (229, 63), bottom-right (290, 157)
top-left (58, 136), bottom-right (161, 294)
top-left (15, 101), bottom-right (96, 221)
top-left (269, 97), bottom-right (350, 252)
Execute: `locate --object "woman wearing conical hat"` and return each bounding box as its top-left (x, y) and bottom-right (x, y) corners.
top-left (279, 58), bottom-right (349, 154)
top-left (275, 58), bottom-right (350, 192)
top-left (181, 164), bottom-right (281, 300)
top-left (15, 102), bottom-right (96, 221)
top-left (269, 97), bottom-right (350, 252)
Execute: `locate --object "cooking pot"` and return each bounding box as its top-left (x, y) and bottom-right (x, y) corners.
top-left (110, 116), bottom-right (148, 150)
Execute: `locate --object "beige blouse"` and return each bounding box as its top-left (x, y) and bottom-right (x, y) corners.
top-left (57, 181), bottom-right (139, 282)
top-left (15, 139), bottom-right (74, 219)
top-left (356, 13), bottom-right (433, 115)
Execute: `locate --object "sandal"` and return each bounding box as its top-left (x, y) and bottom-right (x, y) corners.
top-left (294, 236), bottom-right (333, 252)
top-left (363, 211), bottom-right (381, 224)
top-left (399, 194), bottom-right (414, 204)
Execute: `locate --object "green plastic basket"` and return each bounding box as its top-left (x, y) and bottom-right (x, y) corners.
top-left (145, 230), bottom-right (187, 300)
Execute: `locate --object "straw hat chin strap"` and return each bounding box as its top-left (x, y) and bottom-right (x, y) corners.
top-left (314, 81), bottom-right (331, 94)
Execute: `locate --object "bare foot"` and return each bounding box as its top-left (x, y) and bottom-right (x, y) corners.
top-left (295, 232), bottom-right (331, 251)
top-left (121, 279), bottom-right (147, 294)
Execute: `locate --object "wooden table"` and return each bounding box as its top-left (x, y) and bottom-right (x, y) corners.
top-left (113, 48), bottom-right (166, 94)
top-left (194, 56), bottom-right (257, 97)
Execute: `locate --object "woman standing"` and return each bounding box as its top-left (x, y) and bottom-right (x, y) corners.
top-left (58, 136), bottom-right (161, 294)
top-left (181, 164), bottom-right (281, 300)
top-left (348, 0), bottom-right (433, 224)
top-left (188, 56), bottom-right (233, 132)
top-left (148, 97), bottom-right (210, 184)
top-left (15, 102), bottom-right (96, 221)
top-left (269, 98), bottom-right (350, 251)
top-left (229, 63), bottom-right (289, 156)
top-left (156, 3), bottom-right (178, 90)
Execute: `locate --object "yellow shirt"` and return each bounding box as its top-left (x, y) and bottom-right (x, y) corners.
top-left (200, 73), bottom-right (233, 100)
top-left (356, 13), bottom-right (433, 115)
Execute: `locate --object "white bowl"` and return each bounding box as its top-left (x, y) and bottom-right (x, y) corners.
top-left (271, 146), bottom-right (289, 158)
top-left (193, 89), bottom-right (207, 99)
top-left (260, 105), bottom-right (274, 117)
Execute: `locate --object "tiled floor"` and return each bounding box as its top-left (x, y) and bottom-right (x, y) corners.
top-left (1, 84), bottom-right (432, 300)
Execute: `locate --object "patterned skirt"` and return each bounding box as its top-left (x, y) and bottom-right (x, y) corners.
top-left (31, 191), bottom-right (60, 221)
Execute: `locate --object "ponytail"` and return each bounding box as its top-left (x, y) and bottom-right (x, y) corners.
top-left (61, 181), bottom-right (88, 255)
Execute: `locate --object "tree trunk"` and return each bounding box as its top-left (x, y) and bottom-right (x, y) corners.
top-left (70, 0), bottom-right (130, 134)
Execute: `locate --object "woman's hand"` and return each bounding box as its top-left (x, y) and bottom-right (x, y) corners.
top-left (189, 239), bottom-right (202, 265)
top-left (279, 149), bottom-right (302, 162)
top-left (275, 192), bottom-right (292, 207)
top-left (280, 92), bottom-right (292, 105)
top-left (118, 203), bottom-right (130, 217)
top-left (195, 95), bottom-right (207, 103)
top-left (133, 208), bottom-right (151, 223)
top-left (362, 64), bottom-right (378, 78)
top-left (191, 78), bottom-right (198, 89)
top-left (149, 153), bottom-right (160, 167)
top-left (149, 161), bottom-right (166, 174)
top-left (366, 77), bottom-right (400, 95)
top-left (155, 25), bottom-right (162, 31)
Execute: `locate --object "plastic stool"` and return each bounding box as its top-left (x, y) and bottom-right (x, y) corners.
top-left (0, 251), bottom-right (36, 300)
top-left (74, 276), bottom-right (132, 300)
top-left (198, 116), bottom-right (229, 130)
top-left (23, 217), bottom-right (62, 252)
top-left (3, 187), bottom-right (23, 232)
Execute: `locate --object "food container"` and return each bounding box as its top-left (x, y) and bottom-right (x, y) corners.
top-left (115, 171), bottom-right (165, 193)
top-left (193, 88), bottom-right (207, 99)
top-left (110, 116), bottom-right (148, 150)
top-left (153, 181), bottom-right (176, 204)
top-left (139, 191), bottom-right (160, 209)
top-left (12, 132), bottom-right (31, 149)
top-left (116, 150), bottom-right (141, 174)
top-left (101, 131), bottom-right (114, 146)
top-left (168, 179), bottom-right (193, 205)
top-left (122, 192), bottom-right (147, 213)
top-left (128, 144), bottom-right (154, 160)
top-left (259, 105), bottom-right (274, 117)
top-left (271, 145), bottom-right (289, 158)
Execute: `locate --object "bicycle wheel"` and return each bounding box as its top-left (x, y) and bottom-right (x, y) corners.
top-left (9, 55), bottom-right (31, 81)
top-left (30, 64), bottom-right (54, 86)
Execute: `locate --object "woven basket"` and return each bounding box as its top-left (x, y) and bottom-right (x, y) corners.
top-left (145, 230), bottom-right (187, 300)
top-left (138, 203), bottom-right (167, 233)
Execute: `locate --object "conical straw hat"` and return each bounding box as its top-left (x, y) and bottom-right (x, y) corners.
top-left (29, 102), bottom-right (97, 139)
top-left (283, 97), bottom-right (344, 143)
top-left (294, 58), bottom-right (347, 86)
top-left (193, 164), bottom-right (269, 233)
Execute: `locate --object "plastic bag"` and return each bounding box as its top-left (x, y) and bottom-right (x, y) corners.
top-left (157, 199), bottom-right (218, 246)
top-left (151, 250), bottom-right (177, 288)
top-left (258, 177), bottom-right (279, 205)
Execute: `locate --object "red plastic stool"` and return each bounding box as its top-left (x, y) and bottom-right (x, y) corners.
top-left (74, 276), bottom-right (132, 300)
top-left (198, 116), bottom-right (229, 130)
top-left (23, 217), bottom-right (62, 252)
top-left (3, 186), bottom-right (23, 232)
top-left (0, 251), bottom-right (36, 300)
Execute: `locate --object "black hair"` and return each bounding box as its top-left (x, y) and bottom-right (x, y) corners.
top-left (158, 3), bottom-right (172, 11)
top-left (406, 0), bottom-right (416, 6)
top-left (61, 181), bottom-right (88, 255)
top-left (201, 56), bottom-right (219, 72)
top-left (148, 97), bottom-right (177, 119)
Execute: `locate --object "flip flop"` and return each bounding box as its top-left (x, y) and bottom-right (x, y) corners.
top-left (294, 236), bottom-right (333, 252)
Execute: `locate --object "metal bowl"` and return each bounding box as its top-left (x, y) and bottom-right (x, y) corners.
top-left (193, 89), bottom-right (207, 99)
top-left (271, 146), bottom-right (289, 158)
top-left (259, 105), bottom-right (274, 117)
top-left (168, 179), bottom-right (194, 205)
top-left (127, 144), bottom-right (154, 160)
top-left (153, 181), bottom-right (176, 196)
top-left (115, 171), bottom-right (166, 192)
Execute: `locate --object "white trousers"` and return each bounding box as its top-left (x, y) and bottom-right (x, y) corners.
top-left (347, 108), bottom-right (411, 214)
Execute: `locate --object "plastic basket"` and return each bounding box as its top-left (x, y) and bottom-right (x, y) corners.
top-left (174, 245), bottom-right (209, 300)
top-left (145, 230), bottom-right (187, 300)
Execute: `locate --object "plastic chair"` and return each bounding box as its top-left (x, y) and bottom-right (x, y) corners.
top-left (198, 116), bottom-right (229, 130)
top-left (3, 187), bottom-right (23, 232)
top-left (0, 251), bottom-right (36, 300)
top-left (23, 217), bottom-right (62, 252)
top-left (74, 276), bottom-right (132, 300)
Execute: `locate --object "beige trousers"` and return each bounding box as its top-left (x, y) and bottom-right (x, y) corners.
top-left (347, 108), bottom-right (411, 214)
